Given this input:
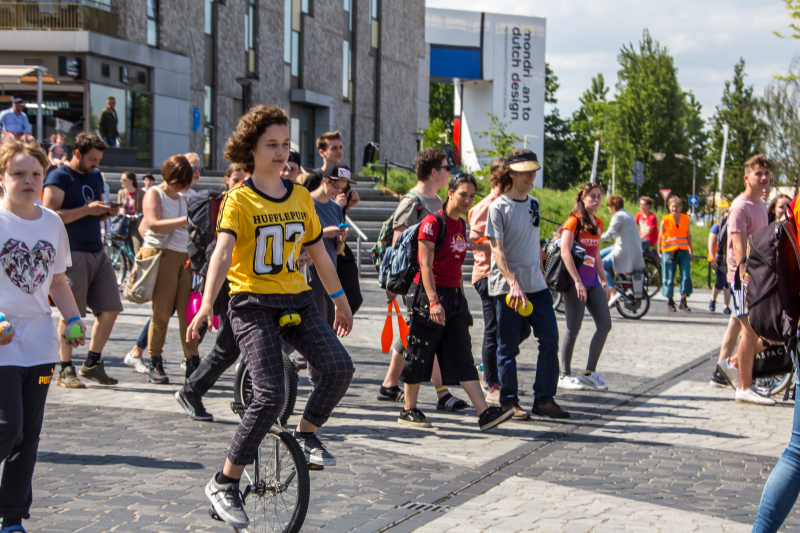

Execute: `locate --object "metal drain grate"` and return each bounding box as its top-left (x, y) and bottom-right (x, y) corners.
top-left (400, 502), bottom-right (451, 513)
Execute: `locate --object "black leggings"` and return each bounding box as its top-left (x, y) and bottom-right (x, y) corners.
top-left (0, 363), bottom-right (54, 521)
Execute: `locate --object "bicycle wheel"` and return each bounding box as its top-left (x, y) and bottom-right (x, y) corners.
top-left (233, 352), bottom-right (298, 426)
top-left (756, 373), bottom-right (792, 396)
top-left (106, 242), bottom-right (129, 287)
top-left (242, 429), bottom-right (309, 533)
top-left (615, 291), bottom-right (650, 319)
top-left (643, 257), bottom-right (662, 298)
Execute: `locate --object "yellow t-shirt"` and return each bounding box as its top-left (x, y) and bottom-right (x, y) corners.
top-left (217, 179), bottom-right (322, 295)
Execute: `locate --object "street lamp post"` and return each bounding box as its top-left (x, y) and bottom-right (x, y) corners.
top-left (710, 166), bottom-right (720, 212)
top-left (653, 152), bottom-right (666, 209)
top-left (600, 149), bottom-right (616, 194)
top-left (675, 154), bottom-right (697, 215)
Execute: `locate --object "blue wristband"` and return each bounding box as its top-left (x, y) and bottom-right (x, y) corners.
top-left (328, 289), bottom-right (345, 299)
top-left (67, 316), bottom-right (81, 325)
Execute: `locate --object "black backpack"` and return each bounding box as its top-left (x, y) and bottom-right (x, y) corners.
top-left (187, 189), bottom-right (224, 277)
top-left (715, 215), bottom-right (728, 271)
top-left (745, 207), bottom-right (800, 345)
top-left (543, 238), bottom-right (587, 292)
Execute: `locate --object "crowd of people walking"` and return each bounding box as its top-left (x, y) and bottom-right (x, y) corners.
top-left (1, 101), bottom-right (800, 533)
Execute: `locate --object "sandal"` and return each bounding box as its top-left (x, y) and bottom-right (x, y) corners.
top-left (377, 385), bottom-right (405, 402)
top-left (436, 392), bottom-right (469, 411)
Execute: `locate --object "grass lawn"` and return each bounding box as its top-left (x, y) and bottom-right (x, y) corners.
top-left (375, 173), bottom-right (715, 290)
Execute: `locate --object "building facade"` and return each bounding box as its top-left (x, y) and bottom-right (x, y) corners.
top-left (0, 0), bottom-right (425, 171)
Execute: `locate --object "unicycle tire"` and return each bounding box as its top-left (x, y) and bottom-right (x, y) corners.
top-left (243, 429), bottom-right (310, 533)
top-left (233, 351), bottom-right (298, 426)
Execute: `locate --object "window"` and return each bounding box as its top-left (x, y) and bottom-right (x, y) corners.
top-left (137, 71), bottom-right (146, 84)
top-left (342, 41), bottom-right (350, 99)
top-left (204, 0), bottom-right (213, 35)
top-left (342, 0), bottom-right (352, 99)
top-left (204, 85), bottom-right (213, 168)
top-left (301, 0), bottom-right (310, 14)
top-left (245, 1), bottom-right (256, 75)
top-left (370, 0), bottom-right (379, 49)
top-left (147, 0), bottom-right (159, 47)
top-left (285, 0), bottom-right (301, 82)
top-left (101, 63), bottom-right (110, 77)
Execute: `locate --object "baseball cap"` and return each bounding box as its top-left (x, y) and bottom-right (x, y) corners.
top-left (508, 151), bottom-right (541, 172)
top-left (12, 98), bottom-right (25, 105)
top-left (322, 163), bottom-right (357, 183)
top-left (287, 148), bottom-right (301, 167)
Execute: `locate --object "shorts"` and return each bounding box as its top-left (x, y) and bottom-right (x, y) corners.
top-left (400, 284), bottom-right (479, 386)
top-left (65, 250), bottom-right (124, 317)
top-left (729, 282), bottom-right (748, 318)
top-left (714, 268), bottom-right (727, 291)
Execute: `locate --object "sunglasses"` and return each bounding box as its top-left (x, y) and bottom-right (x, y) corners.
top-left (438, 164), bottom-right (451, 172)
top-left (449, 172), bottom-right (477, 187)
top-left (192, 166), bottom-right (204, 173)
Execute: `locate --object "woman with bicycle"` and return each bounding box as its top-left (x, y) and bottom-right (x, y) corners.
top-left (186, 105), bottom-right (353, 531)
top-left (117, 171), bottom-right (145, 254)
top-left (558, 182), bottom-right (612, 392)
top-left (600, 195), bottom-right (644, 309)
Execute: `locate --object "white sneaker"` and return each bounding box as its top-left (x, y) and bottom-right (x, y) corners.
top-left (735, 385), bottom-right (777, 406)
top-left (579, 371), bottom-right (608, 391)
top-left (608, 292), bottom-right (623, 308)
top-left (124, 352), bottom-right (148, 374)
top-left (717, 359), bottom-right (740, 389)
top-left (558, 374), bottom-right (585, 390)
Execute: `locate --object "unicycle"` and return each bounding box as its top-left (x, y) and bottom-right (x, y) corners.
top-left (208, 426), bottom-right (310, 533)
top-left (231, 351), bottom-right (298, 426)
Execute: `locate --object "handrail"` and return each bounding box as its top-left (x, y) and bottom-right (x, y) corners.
top-left (345, 215), bottom-right (369, 241)
top-left (0, 2), bottom-right (118, 36)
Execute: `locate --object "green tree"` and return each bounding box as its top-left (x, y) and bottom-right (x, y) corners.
top-left (707, 58), bottom-right (765, 200)
top-left (568, 74), bottom-right (609, 189)
top-left (760, 57), bottom-right (800, 194)
top-left (429, 83), bottom-right (455, 129)
top-left (604, 30), bottom-right (691, 206)
top-left (544, 63), bottom-right (579, 189)
top-left (474, 113), bottom-right (523, 161)
top-left (422, 117), bottom-right (449, 150)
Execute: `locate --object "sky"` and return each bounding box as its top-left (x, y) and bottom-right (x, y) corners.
top-left (427, 0), bottom-right (798, 120)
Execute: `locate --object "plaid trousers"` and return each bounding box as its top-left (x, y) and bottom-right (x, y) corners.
top-left (227, 290), bottom-right (354, 465)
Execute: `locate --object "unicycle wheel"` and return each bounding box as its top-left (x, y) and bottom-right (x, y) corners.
top-left (208, 507), bottom-right (223, 522)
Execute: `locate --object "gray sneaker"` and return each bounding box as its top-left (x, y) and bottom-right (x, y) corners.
top-left (56, 365), bottom-right (86, 388)
top-left (205, 474), bottom-right (249, 529)
top-left (79, 361), bottom-right (118, 385)
top-left (294, 431), bottom-right (337, 466)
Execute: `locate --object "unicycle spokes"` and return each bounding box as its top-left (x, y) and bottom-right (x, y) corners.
top-left (242, 430), bottom-right (309, 533)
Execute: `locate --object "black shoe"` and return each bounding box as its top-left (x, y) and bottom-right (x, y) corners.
top-left (184, 355), bottom-right (201, 379)
top-left (531, 400), bottom-right (571, 419)
top-left (709, 300), bottom-right (716, 312)
top-left (175, 389), bottom-right (213, 421)
top-left (478, 406), bottom-right (514, 432)
top-left (709, 369), bottom-right (728, 388)
top-left (377, 385), bottom-right (404, 402)
top-left (149, 356), bottom-right (169, 384)
top-left (723, 307), bottom-right (732, 315)
top-left (667, 299), bottom-right (677, 312)
top-left (679, 297), bottom-right (691, 312)
top-left (398, 408), bottom-right (432, 428)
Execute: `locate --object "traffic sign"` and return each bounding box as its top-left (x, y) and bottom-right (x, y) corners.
top-left (631, 173), bottom-right (645, 185)
top-left (688, 195), bottom-right (699, 206)
top-left (632, 161), bottom-right (645, 175)
top-left (660, 189), bottom-right (671, 201)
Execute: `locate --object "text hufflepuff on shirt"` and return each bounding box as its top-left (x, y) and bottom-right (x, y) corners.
top-left (217, 179), bottom-right (322, 295)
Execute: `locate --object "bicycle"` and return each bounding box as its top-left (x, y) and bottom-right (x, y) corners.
top-left (641, 240), bottom-right (662, 297)
top-left (105, 213), bottom-right (142, 287)
top-left (208, 425), bottom-right (310, 533)
top-left (608, 269), bottom-right (651, 319)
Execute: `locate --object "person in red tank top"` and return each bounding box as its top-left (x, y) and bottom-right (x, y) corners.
top-left (398, 173), bottom-right (514, 432)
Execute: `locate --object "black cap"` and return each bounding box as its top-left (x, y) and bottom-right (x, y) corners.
top-left (287, 148), bottom-right (301, 167)
top-left (507, 151), bottom-right (541, 172)
top-left (12, 98), bottom-right (24, 105)
top-left (322, 163), bottom-right (357, 183)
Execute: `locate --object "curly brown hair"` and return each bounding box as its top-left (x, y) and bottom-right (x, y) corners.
top-left (414, 147), bottom-right (447, 181)
top-left (73, 132), bottom-right (106, 156)
top-left (224, 105), bottom-right (290, 174)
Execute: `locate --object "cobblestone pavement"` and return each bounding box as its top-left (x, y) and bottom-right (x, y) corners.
top-left (20, 282), bottom-right (800, 532)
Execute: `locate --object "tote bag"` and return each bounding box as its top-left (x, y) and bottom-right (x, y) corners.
top-left (124, 232), bottom-right (175, 304)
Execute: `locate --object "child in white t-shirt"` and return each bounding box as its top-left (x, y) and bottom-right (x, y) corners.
top-left (0, 138), bottom-right (86, 533)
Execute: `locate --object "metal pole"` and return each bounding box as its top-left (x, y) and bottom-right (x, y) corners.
top-left (383, 158), bottom-right (388, 187)
top-left (636, 183), bottom-right (639, 204)
top-left (692, 159), bottom-right (696, 216)
top-left (36, 69), bottom-right (43, 142)
top-left (611, 155), bottom-right (616, 194)
top-left (590, 140), bottom-right (600, 181)
top-left (655, 161), bottom-right (662, 210)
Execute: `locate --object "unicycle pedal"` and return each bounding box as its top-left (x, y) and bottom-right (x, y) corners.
top-left (208, 507), bottom-right (224, 522)
top-left (308, 463), bottom-right (325, 471)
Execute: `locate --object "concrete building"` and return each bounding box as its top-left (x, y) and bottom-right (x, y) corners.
top-left (0, 0), bottom-right (425, 171)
